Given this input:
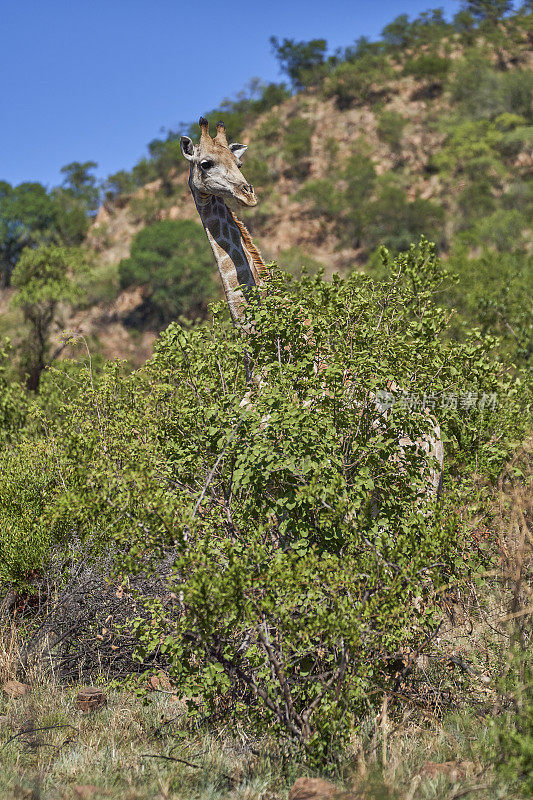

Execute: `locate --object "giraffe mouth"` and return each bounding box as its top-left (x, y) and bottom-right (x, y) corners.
top-left (233, 182), bottom-right (257, 208)
top-left (225, 192), bottom-right (258, 211)
top-left (236, 194), bottom-right (258, 208)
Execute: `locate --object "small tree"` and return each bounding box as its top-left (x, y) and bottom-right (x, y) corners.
top-left (105, 170), bottom-right (138, 200)
top-left (270, 36), bottom-right (328, 90)
top-left (11, 245), bottom-right (81, 391)
top-left (0, 181), bottom-right (58, 286)
top-left (463, 0), bottom-right (514, 25)
top-left (382, 14), bottom-right (415, 48)
top-left (147, 134), bottom-right (183, 196)
top-left (59, 161), bottom-right (100, 215)
top-left (118, 219), bottom-right (216, 327)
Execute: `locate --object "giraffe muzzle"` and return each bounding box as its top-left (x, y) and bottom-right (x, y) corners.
top-left (237, 183), bottom-right (257, 207)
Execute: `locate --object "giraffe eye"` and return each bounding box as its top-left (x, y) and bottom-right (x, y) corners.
top-left (200, 159), bottom-right (214, 170)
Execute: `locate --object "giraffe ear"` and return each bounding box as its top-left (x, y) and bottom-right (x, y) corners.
top-left (180, 136), bottom-right (195, 161)
top-left (229, 143), bottom-right (247, 161)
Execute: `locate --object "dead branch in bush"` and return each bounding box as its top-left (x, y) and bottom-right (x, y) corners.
top-left (14, 541), bottom-right (176, 683)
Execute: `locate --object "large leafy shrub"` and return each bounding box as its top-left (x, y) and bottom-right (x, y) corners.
top-left (3, 241), bottom-right (528, 761)
top-left (118, 219), bottom-right (216, 327)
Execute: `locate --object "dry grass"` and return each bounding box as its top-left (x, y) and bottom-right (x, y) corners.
top-left (0, 688), bottom-right (283, 800)
top-left (0, 686), bottom-right (522, 800)
top-left (0, 621), bottom-right (21, 686)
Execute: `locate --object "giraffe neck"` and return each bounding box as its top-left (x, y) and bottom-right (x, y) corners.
top-left (191, 185), bottom-right (266, 324)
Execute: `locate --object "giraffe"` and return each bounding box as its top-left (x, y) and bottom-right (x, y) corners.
top-left (180, 117), bottom-right (267, 325)
top-left (180, 117), bottom-right (444, 500)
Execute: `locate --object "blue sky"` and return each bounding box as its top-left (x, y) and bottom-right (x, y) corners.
top-left (1, 0), bottom-right (461, 188)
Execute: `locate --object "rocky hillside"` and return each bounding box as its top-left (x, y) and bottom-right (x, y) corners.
top-left (91, 79), bottom-right (450, 274)
top-left (90, 40), bottom-right (532, 266)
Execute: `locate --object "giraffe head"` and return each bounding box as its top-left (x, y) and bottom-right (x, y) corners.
top-left (180, 117), bottom-right (257, 208)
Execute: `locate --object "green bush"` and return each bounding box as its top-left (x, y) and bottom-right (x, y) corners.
top-left (450, 57), bottom-right (533, 122)
top-left (296, 179), bottom-right (340, 218)
top-left (465, 208), bottom-right (528, 251)
top-left (457, 179), bottom-right (498, 225)
top-left (0, 340), bottom-right (28, 444)
top-left (283, 117), bottom-right (314, 178)
top-left (501, 69), bottom-right (533, 122)
top-left (450, 55), bottom-right (506, 120)
top-left (7, 241), bottom-right (527, 761)
top-left (278, 246), bottom-right (324, 277)
top-left (297, 152), bottom-right (376, 245)
top-left (365, 186), bottom-right (445, 251)
top-left (11, 244), bottom-right (83, 391)
top-left (341, 152), bottom-right (377, 245)
top-left (118, 219), bottom-right (216, 327)
top-left (499, 124), bottom-right (533, 158)
top-left (432, 119), bottom-right (505, 178)
top-left (403, 54), bottom-right (450, 81)
top-left (324, 55), bottom-right (394, 108)
top-left (376, 111), bottom-right (407, 153)
top-left (445, 247), bottom-right (533, 363)
top-left (0, 438), bottom-right (54, 588)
